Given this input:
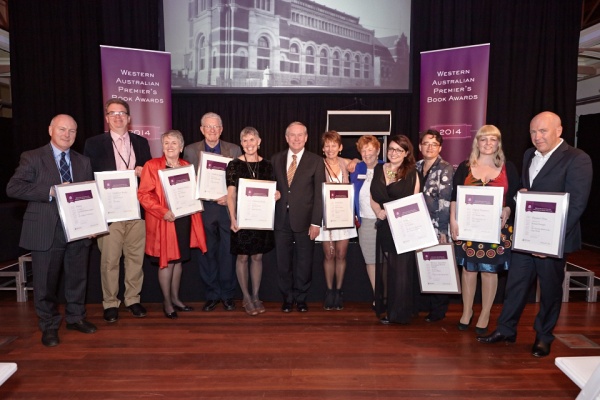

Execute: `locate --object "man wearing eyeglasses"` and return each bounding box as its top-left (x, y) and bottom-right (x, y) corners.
top-left (84, 99), bottom-right (152, 323)
top-left (183, 112), bottom-right (242, 312)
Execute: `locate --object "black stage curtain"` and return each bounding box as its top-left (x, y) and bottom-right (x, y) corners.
top-left (575, 113), bottom-right (600, 247)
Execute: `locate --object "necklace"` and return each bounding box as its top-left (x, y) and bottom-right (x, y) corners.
top-left (166, 159), bottom-right (180, 168)
top-left (244, 154), bottom-right (259, 179)
top-left (385, 166), bottom-right (397, 180)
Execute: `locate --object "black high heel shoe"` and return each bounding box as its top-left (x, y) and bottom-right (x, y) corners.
top-left (475, 325), bottom-right (488, 335)
top-left (457, 312), bottom-right (473, 331)
top-left (173, 304), bottom-right (194, 312)
top-left (163, 308), bottom-right (178, 319)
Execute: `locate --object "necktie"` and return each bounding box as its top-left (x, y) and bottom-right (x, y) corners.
top-left (287, 154), bottom-right (297, 186)
top-left (59, 152), bottom-right (72, 183)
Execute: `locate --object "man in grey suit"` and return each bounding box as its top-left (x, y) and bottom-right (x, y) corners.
top-left (183, 112), bottom-right (241, 311)
top-left (7, 114), bottom-right (97, 347)
top-left (478, 111), bottom-right (593, 357)
top-left (271, 121), bottom-right (325, 312)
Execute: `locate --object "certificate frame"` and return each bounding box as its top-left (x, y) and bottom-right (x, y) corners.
top-left (513, 191), bottom-right (569, 258)
top-left (416, 244), bottom-right (461, 294)
top-left (94, 170), bottom-right (141, 223)
top-left (196, 151), bottom-right (232, 200)
top-left (383, 192), bottom-right (439, 254)
top-left (158, 165), bottom-right (204, 218)
top-left (54, 181), bottom-right (109, 242)
top-left (322, 183), bottom-right (355, 229)
top-left (236, 178), bottom-right (276, 230)
top-left (456, 185), bottom-right (504, 244)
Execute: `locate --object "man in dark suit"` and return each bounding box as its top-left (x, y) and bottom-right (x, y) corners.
top-left (271, 121), bottom-right (325, 312)
top-left (183, 112), bottom-right (241, 311)
top-left (83, 99), bottom-right (152, 323)
top-left (478, 111), bottom-right (593, 357)
top-left (7, 114), bottom-right (97, 347)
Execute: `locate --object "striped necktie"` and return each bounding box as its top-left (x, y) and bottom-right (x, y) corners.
top-left (287, 154), bottom-right (297, 186)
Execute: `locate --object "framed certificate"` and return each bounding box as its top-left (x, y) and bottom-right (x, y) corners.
top-left (383, 193), bottom-right (439, 254)
top-left (513, 191), bottom-right (569, 258)
top-left (236, 178), bottom-right (276, 230)
top-left (456, 185), bottom-right (504, 244)
top-left (322, 183), bottom-right (355, 229)
top-left (94, 170), bottom-right (141, 222)
top-left (54, 181), bottom-right (109, 242)
top-left (416, 244), bottom-right (461, 294)
top-left (196, 151), bottom-right (232, 200)
top-left (158, 165), bottom-right (203, 218)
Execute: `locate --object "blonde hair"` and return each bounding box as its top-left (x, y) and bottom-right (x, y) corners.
top-left (468, 125), bottom-right (505, 168)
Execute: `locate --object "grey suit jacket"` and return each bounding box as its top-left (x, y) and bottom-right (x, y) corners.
top-left (522, 141), bottom-right (593, 253)
top-left (6, 144), bottom-right (93, 251)
top-left (271, 149), bottom-right (325, 232)
top-left (183, 139), bottom-right (242, 171)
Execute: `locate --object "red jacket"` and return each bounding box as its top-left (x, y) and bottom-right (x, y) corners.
top-left (138, 156), bottom-right (207, 268)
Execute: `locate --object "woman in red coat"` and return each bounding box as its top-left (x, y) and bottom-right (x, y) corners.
top-left (138, 130), bottom-right (207, 319)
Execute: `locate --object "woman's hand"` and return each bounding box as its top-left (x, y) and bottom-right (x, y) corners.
top-left (230, 219), bottom-right (239, 233)
top-left (501, 206), bottom-right (511, 228)
top-left (438, 233), bottom-right (448, 244)
top-left (450, 219), bottom-right (459, 241)
top-left (163, 210), bottom-right (176, 222)
top-left (376, 209), bottom-right (387, 220)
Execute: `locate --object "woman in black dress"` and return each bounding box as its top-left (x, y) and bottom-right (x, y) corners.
top-left (226, 127), bottom-right (280, 316)
top-left (370, 135), bottom-right (421, 324)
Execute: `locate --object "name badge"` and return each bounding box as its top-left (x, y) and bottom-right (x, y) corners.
top-left (357, 174), bottom-right (367, 180)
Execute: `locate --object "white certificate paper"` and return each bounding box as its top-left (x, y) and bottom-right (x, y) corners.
top-left (237, 178), bottom-right (276, 230)
top-left (456, 185), bottom-right (504, 244)
top-left (94, 170), bottom-right (141, 222)
top-left (322, 183), bottom-right (355, 229)
top-left (513, 191), bottom-right (569, 258)
top-left (158, 165), bottom-right (204, 218)
top-left (416, 244), bottom-right (461, 294)
top-left (54, 181), bottom-right (109, 242)
top-left (383, 193), bottom-right (439, 254)
top-left (196, 151), bottom-right (232, 200)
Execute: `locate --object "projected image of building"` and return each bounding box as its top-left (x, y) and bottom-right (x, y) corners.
top-left (177, 0), bottom-right (410, 89)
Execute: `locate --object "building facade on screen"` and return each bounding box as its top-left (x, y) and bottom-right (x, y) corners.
top-left (176, 0), bottom-right (410, 89)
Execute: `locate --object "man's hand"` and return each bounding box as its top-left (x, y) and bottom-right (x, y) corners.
top-left (309, 225), bottom-right (320, 240)
top-left (134, 166), bottom-right (143, 178)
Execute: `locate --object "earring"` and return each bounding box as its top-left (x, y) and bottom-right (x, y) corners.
top-left (338, 151), bottom-right (342, 155)
top-left (258, 145), bottom-right (260, 149)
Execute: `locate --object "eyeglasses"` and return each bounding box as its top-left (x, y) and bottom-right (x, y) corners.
top-left (202, 125), bottom-right (222, 130)
top-left (106, 111), bottom-right (128, 117)
top-left (421, 143), bottom-right (440, 148)
top-left (387, 147), bottom-right (406, 154)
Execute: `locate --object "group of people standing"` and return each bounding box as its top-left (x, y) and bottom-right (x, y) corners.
top-left (7, 104), bottom-right (592, 359)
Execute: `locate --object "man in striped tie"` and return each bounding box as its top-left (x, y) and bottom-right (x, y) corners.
top-left (7, 114), bottom-right (97, 347)
top-left (271, 122), bottom-right (325, 313)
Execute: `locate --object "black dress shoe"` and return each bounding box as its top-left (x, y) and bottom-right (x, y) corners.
top-left (296, 302), bottom-right (308, 312)
top-left (531, 339), bottom-right (551, 357)
top-left (222, 298), bottom-right (236, 311)
top-left (163, 308), bottom-right (178, 319)
top-left (103, 307), bottom-right (119, 323)
top-left (66, 320), bottom-right (97, 334)
top-left (127, 303), bottom-right (147, 318)
top-left (202, 299), bottom-right (219, 312)
top-left (380, 316), bottom-right (391, 325)
top-left (281, 302), bottom-right (293, 313)
top-left (477, 330), bottom-right (516, 344)
top-left (425, 313), bottom-right (445, 323)
top-left (173, 304), bottom-right (194, 312)
top-left (41, 329), bottom-right (59, 347)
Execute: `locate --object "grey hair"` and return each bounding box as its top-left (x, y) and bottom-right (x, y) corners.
top-left (240, 126), bottom-right (260, 141)
top-left (161, 130), bottom-right (184, 148)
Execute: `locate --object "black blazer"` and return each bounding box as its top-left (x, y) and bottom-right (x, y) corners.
top-left (522, 141), bottom-right (592, 253)
top-left (271, 149), bottom-right (325, 232)
top-left (6, 144), bottom-right (93, 251)
top-left (83, 131), bottom-right (152, 172)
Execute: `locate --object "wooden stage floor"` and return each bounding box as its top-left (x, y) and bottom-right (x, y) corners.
top-left (0, 249), bottom-right (599, 399)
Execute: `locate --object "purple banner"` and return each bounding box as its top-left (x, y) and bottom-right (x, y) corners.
top-left (169, 173), bottom-right (190, 186)
top-left (330, 190), bottom-right (348, 199)
top-left (420, 44), bottom-right (490, 168)
top-left (246, 187), bottom-right (269, 197)
top-left (103, 178), bottom-right (130, 189)
top-left (525, 201), bottom-right (556, 213)
top-left (207, 160), bottom-right (227, 171)
top-left (423, 251), bottom-right (448, 261)
top-left (66, 190), bottom-right (93, 203)
top-left (465, 194), bottom-right (494, 206)
top-left (393, 203), bottom-right (420, 219)
top-left (100, 46), bottom-right (172, 158)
